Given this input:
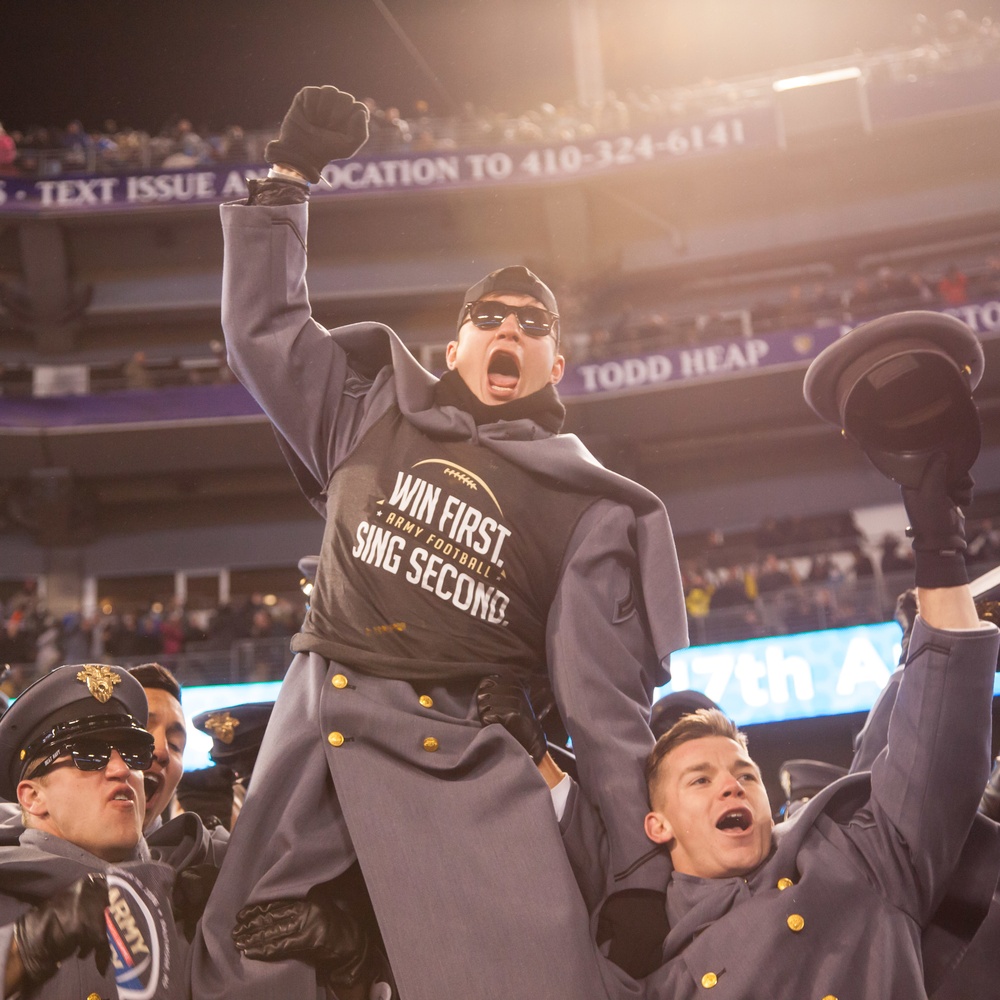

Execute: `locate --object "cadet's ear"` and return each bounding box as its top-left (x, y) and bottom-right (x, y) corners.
top-left (644, 810), bottom-right (673, 845)
top-left (445, 340), bottom-right (459, 370)
top-left (17, 778), bottom-right (49, 819)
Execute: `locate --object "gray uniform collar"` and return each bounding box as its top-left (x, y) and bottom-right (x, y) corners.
top-left (20, 826), bottom-right (150, 866)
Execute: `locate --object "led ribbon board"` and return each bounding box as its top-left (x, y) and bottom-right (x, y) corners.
top-left (655, 622), bottom-right (999, 726)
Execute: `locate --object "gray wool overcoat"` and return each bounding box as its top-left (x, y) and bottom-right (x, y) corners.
top-left (562, 616), bottom-right (1000, 1000)
top-left (190, 198), bottom-right (688, 1000)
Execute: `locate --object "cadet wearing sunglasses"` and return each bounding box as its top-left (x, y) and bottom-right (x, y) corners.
top-left (5, 666), bottom-right (154, 864)
top-left (197, 82), bottom-right (687, 1000)
top-left (447, 291), bottom-right (565, 406)
top-left (0, 663), bottom-right (160, 996)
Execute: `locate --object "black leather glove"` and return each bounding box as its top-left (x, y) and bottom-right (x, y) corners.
top-left (525, 673), bottom-right (570, 747)
top-left (172, 863), bottom-right (220, 941)
top-left (13, 872), bottom-right (111, 988)
top-left (233, 896), bottom-right (368, 987)
top-left (597, 889), bottom-right (669, 979)
top-left (901, 451), bottom-right (972, 588)
top-left (265, 85), bottom-right (369, 182)
top-left (476, 674), bottom-right (547, 764)
top-left (246, 176), bottom-right (309, 207)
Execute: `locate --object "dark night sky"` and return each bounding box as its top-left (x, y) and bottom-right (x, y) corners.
top-left (1, 0), bottom-right (996, 135)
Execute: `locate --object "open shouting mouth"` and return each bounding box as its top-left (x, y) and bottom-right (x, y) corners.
top-left (716, 807), bottom-right (752, 833)
top-left (143, 770), bottom-right (163, 806)
top-left (487, 351), bottom-right (520, 396)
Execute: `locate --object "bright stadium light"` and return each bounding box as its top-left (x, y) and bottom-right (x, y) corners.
top-left (772, 66), bottom-right (862, 92)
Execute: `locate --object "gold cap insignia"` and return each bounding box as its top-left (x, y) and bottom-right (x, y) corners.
top-left (76, 664), bottom-right (121, 704)
top-left (204, 711), bottom-right (240, 745)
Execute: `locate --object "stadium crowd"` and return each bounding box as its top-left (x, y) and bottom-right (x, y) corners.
top-left (580, 255), bottom-right (1000, 362)
top-left (0, 582), bottom-right (305, 699)
top-left (681, 511), bottom-right (999, 643)
top-left (0, 8), bottom-right (997, 179)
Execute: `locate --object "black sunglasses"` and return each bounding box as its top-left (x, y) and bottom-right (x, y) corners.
top-left (28, 733), bottom-right (155, 779)
top-left (463, 300), bottom-right (559, 338)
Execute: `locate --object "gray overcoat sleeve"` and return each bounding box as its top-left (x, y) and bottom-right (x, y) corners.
top-left (850, 667), bottom-right (903, 773)
top-left (850, 621), bottom-right (1000, 993)
top-left (219, 200), bottom-right (389, 490)
top-left (858, 616), bottom-right (999, 922)
top-left (548, 499), bottom-right (669, 900)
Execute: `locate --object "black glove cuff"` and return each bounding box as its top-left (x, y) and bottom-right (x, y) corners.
top-left (913, 549), bottom-right (969, 589)
top-left (13, 919), bottom-right (50, 987)
top-left (246, 177), bottom-right (309, 207)
top-left (323, 931), bottom-right (370, 989)
top-left (264, 139), bottom-right (323, 184)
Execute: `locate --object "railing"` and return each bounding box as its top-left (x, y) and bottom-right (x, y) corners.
top-left (1, 636), bottom-right (295, 696)
top-left (121, 636), bottom-right (296, 686)
top-left (686, 572), bottom-right (913, 647)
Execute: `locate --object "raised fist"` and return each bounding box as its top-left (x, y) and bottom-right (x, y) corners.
top-left (265, 85), bottom-right (370, 182)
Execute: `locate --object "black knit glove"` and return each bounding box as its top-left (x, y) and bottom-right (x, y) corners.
top-left (597, 889), bottom-right (669, 979)
top-left (476, 674), bottom-right (547, 764)
top-left (901, 451), bottom-right (972, 588)
top-left (13, 873), bottom-right (111, 988)
top-left (233, 896), bottom-right (369, 988)
top-left (265, 86), bottom-right (369, 182)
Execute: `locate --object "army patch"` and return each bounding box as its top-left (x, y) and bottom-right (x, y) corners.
top-left (76, 664), bottom-right (121, 703)
top-left (107, 863), bottom-right (184, 999)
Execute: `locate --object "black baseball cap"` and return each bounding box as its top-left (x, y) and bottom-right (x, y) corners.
top-left (458, 266), bottom-right (559, 331)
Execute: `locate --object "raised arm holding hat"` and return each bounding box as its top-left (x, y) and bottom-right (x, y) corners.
top-left (494, 311), bottom-right (999, 998)
top-left (190, 84), bottom-right (688, 1000)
